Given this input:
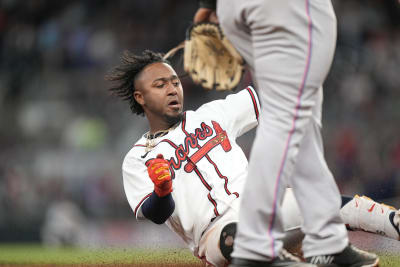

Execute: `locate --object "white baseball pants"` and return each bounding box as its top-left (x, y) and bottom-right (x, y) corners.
top-left (217, 0), bottom-right (348, 260)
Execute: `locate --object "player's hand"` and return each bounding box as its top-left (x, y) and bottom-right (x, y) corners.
top-left (147, 154), bottom-right (173, 197)
top-left (193, 8), bottom-right (219, 24)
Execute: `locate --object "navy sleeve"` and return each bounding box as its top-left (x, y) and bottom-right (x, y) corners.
top-left (141, 192), bottom-right (175, 224)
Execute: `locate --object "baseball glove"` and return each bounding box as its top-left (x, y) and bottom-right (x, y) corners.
top-left (164, 23), bottom-right (244, 91)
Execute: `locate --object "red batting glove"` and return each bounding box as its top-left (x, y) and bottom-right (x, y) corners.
top-left (147, 154), bottom-right (173, 197)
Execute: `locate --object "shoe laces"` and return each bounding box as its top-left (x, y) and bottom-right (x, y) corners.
top-left (278, 248), bottom-right (301, 262)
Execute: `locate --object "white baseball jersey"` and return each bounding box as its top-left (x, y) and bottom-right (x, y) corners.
top-left (123, 86), bottom-right (260, 252)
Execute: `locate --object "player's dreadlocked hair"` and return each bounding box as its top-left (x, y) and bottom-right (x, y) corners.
top-left (106, 50), bottom-right (170, 116)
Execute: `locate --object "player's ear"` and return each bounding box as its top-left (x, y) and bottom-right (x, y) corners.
top-left (134, 90), bottom-right (145, 105)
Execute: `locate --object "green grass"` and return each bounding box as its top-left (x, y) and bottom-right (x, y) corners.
top-left (0, 244), bottom-right (399, 266)
top-left (378, 253), bottom-right (400, 267)
top-left (0, 244), bottom-right (200, 265)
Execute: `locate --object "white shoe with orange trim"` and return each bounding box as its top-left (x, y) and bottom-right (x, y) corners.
top-left (340, 195), bottom-right (400, 241)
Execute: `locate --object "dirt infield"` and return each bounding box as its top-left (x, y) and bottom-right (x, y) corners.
top-left (347, 230), bottom-right (400, 255)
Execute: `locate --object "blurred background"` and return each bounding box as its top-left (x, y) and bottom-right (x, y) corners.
top-left (0, 0), bottom-right (399, 248)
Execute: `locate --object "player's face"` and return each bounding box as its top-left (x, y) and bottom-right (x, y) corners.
top-left (135, 62), bottom-right (184, 126)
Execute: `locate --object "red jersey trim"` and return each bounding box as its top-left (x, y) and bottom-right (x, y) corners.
top-left (207, 193), bottom-right (220, 217)
top-left (134, 192), bottom-right (152, 216)
top-left (246, 86), bottom-right (259, 121)
top-left (204, 154), bottom-right (239, 198)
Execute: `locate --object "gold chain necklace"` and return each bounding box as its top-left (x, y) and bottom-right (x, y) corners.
top-left (144, 124), bottom-right (178, 152)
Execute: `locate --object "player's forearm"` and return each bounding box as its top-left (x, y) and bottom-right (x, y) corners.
top-left (141, 192), bottom-right (175, 224)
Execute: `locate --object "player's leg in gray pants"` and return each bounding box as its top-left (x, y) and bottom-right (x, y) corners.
top-left (217, 0), bottom-right (348, 261)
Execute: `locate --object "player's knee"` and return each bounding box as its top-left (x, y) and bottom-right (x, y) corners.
top-left (219, 222), bottom-right (236, 261)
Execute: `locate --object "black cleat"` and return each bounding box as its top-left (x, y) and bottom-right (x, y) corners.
top-left (229, 249), bottom-right (316, 267)
top-left (305, 244), bottom-right (379, 267)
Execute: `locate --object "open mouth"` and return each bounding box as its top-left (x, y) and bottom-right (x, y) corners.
top-left (168, 100), bottom-right (181, 109)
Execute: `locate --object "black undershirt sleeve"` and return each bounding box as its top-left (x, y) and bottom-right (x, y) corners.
top-left (141, 192), bottom-right (175, 224)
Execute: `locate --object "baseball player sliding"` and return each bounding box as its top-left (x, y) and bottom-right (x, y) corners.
top-left (107, 50), bottom-right (400, 267)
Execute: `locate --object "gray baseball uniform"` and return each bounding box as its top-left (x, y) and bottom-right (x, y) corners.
top-left (216, 0), bottom-right (348, 260)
